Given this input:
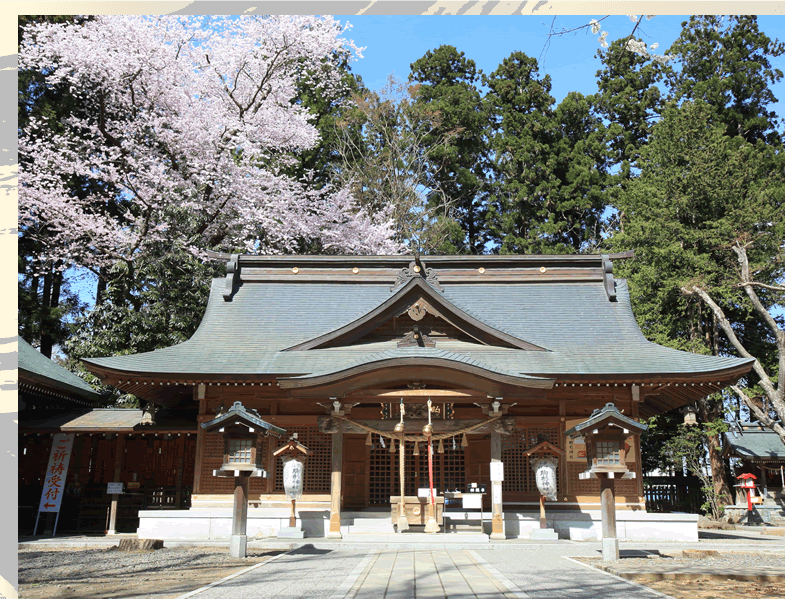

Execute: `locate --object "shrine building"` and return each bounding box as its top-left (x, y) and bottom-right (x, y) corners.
top-left (78, 252), bottom-right (753, 541)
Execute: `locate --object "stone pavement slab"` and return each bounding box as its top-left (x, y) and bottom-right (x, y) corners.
top-left (475, 548), bottom-right (667, 599)
top-left (178, 546), bottom-right (669, 599)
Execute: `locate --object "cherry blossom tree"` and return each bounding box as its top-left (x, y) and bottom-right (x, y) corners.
top-left (19, 15), bottom-right (401, 279)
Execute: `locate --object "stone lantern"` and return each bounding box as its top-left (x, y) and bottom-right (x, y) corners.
top-left (201, 401), bottom-right (285, 557)
top-left (273, 434), bottom-right (313, 538)
top-left (565, 402), bottom-right (647, 561)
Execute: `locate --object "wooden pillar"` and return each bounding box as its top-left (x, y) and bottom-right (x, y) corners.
top-left (600, 474), bottom-right (619, 561)
top-left (107, 433), bottom-right (125, 535)
top-left (327, 431), bottom-right (343, 538)
top-left (490, 429), bottom-right (504, 540)
top-left (230, 473), bottom-right (250, 558)
top-left (174, 434), bottom-right (185, 509)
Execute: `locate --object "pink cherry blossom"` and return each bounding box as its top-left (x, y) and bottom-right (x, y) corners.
top-left (19, 15), bottom-right (402, 273)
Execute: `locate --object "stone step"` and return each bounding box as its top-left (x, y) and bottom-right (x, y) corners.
top-left (342, 532), bottom-right (490, 544)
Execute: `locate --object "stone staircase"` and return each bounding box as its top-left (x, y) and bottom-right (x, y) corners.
top-left (338, 509), bottom-right (490, 543)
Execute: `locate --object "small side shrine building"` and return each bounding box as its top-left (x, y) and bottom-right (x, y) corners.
top-left (81, 253), bottom-right (754, 541)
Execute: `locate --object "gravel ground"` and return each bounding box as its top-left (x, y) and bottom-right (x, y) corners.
top-left (18, 546), bottom-right (283, 599)
top-left (594, 551), bottom-right (785, 570)
top-left (574, 552), bottom-right (785, 599)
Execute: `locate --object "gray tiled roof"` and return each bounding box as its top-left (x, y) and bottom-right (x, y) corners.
top-left (84, 277), bottom-right (752, 379)
top-left (19, 336), bottom-right (102, 400)
top-left (725, 425), bottom-right (785, 460)
top-left (565, 402), bottom-right (648, 438)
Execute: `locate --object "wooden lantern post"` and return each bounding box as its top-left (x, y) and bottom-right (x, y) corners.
top-left (273, 434), bottom-right (313, 538)
top-left (565, 403), bottom-right (647, 562)
top-left (524, 440), bottom-right (565, 540)
top-left (201, 401), bottom-right (286, 558)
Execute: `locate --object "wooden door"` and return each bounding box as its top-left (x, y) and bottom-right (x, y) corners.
top-left (342, 435), bottom-right (368, 509)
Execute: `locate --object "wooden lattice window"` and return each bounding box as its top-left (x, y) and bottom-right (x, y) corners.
top-left (227, 438), bottom-right (253, 464)
top-left (273, 427), bottom-right (331, 493)
top-left (595, 441), bottom-right (621, 467)
top-left (502, 426), bottom-right (560, 494)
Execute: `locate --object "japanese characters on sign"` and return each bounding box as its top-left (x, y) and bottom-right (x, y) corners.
top-left (490, 462), bottom-right (504, 482)
top-left (107, 482), bottom-right (124, 495)
top-left (38, 433), bottom-right (75, 513)
top-left (565, 419), bottom-right (587, 462)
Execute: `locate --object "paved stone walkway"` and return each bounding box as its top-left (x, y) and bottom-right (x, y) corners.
top-left (179, 546), bottom-right (667, 599)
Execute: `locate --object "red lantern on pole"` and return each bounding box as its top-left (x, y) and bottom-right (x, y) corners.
top-left (736, 473), bottom-right (757, 513)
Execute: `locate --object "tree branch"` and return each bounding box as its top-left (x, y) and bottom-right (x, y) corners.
top-left (732, 243), bottom-right (785, 397)
top-left (731, 385), bottom-right (785, 446)
top-left (681, 284), bottom-right (778, 401)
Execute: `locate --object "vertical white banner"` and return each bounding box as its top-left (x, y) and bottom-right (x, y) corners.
top-left (38, 433), bottom-right (75, 513)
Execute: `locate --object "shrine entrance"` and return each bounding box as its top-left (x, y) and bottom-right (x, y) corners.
top-left (369, 439), bottom-right (465, 505)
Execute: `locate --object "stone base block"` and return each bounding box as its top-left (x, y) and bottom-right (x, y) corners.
top-left (229, 534), bottom-right (247, 558)
top-left (602, 537), bottom-right (619, 562)
top-left (529, 528), bottom-right (559, 541)
top-left (277, 527), bottom-right (305, 539)
top-left (118, 538), bottom-right (164, 551)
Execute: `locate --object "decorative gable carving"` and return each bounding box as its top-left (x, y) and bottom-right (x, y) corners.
top-left (390, 256), bottom-right (443, 292)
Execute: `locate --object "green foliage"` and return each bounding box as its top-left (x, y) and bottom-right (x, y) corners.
top-left (484, 52), bottom-right (610, 254)
top-left (63, 246), bottom-right (223, 394)
top-left (640, 412), bottom-right (683, 475)
top-left (660, 421), bottom-right (731, 519)
top-left (667, 15), bottom-right (784, 145)
top-left (409, 46), bottom-right (489, 254)
top-left (612, 99), bottom-right (784, 358)
top-left (593, 37), bottom-right (669, 179)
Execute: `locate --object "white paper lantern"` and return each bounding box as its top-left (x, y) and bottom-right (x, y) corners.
top-left (282, 455), bottom-right (305, 500)
top-left (531, 456), bottom-right (558, 501)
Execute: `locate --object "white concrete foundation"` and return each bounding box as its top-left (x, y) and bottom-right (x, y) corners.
top-left (602, 537), bottom-right (619, 561)
top-left (137, 508), bottom-right (698, 542)
top-left (529, 528), bottom-right (559, 540)
top-left (277, 527), bottom-right (305, 539)
top-left (229, 534), bottom-right (247, 558)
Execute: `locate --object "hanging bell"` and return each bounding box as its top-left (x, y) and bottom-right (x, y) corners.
top-left (365, 432), bottom-right (372, 446)
top-left (394, 421), bottom-right (404, 433)
top-left (414, 441), bottom-right (420, 455)
top-left (422, 423), bottom-right (433, 437)
top-left (437, 439), bottom-right (444, 454)
top-left (389, 438), bottom-right (396, 453)
top-left (461, 433), bottom-right (468, 448)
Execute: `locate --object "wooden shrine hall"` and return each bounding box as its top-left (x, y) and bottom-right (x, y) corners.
top-left (82, 253), bottom-right (754, 541)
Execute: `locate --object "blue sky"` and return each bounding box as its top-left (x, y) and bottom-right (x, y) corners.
top-left (61, 14), bottom-right (785, 308)
top-left (334, 15), bottom-right (785, 118)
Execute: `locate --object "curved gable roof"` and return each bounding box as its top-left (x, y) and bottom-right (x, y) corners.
top-left (284, 277), bottom-right (548, 352)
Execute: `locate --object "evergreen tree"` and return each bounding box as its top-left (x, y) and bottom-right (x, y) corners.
top-left (485, 52), bottom-right (609, 254)
top-left (593, 37), bottom-right (669, 178)
top-left (612, 99), bottom-right (785, 500)
top-left (409, 46), bottom-right (488, 254)
top-left (666, 15), bottom-right (784, 145)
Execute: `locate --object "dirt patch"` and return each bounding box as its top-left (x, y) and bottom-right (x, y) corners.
top-left (573, 554), bottom-right (785, 599)
top-left (19, 546), bottom-right (284, 599)
top-left (642, 578), bottom-right (785, 599)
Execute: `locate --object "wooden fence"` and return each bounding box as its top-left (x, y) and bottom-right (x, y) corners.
top-left (644, 476), bottom-right (705, 514)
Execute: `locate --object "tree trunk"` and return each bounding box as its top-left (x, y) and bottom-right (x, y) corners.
top-left (39, 265), bottom-right (53, 358)
top-left (96, 266), bottom-right (108, 306)
top-left (698, 397), bottom-right (733, 507)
